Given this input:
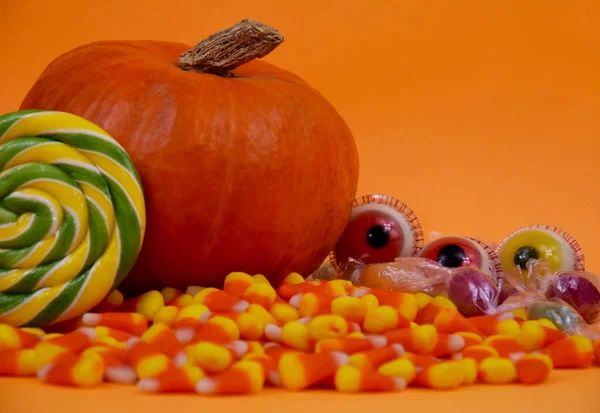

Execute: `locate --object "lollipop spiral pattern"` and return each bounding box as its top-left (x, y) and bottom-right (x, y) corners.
top-left (0, 110), bottom-right (145, 327)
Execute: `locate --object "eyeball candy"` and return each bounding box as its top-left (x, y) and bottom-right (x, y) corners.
top-left (548, 271), bottom-right (600, 324)
top-left (329, 194), bottom-right (423, 268)
top-left (446, 267), bottom-right (500, 317)
top-left (418, 236), bottom-right (503, 287)
top-left (496, 225), bottom-right (585, 279)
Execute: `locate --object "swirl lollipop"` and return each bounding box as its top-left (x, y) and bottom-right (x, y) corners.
top-left (0, 110), bottom-right (146, 327)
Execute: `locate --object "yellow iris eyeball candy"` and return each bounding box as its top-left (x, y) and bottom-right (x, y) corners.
top-left (495, 225), bottom-right (584, 278)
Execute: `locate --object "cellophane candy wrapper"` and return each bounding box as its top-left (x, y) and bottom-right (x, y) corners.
top-left (310, 256), bottom-right (502, 317)
top-left (548, 270), bottom-right (600, 324)
top-left (445, 266), bottom-right (501, 317)
top-left (494, 259), bottom-right (600, 337)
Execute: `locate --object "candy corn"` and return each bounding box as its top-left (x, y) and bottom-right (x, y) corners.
top-left (126, 338), bottom-right (172, 379)
top-left (541, 335), bottom-right (594, 368)
top-left (0, 324), bottom-right (41, 351)
top-left (120, 291), bottom-right (165, 321)
top-left (279, 351), bottom-right (348, 390)
top-left (335, 365), bottom-right (406, 392)
top-left (82, 312), bottom-right (148, 336)
top-left (0, 349), bottom-right (36, 376)
top-left (195, 360), bottom-right (264, 395)
top-left (37, 352), bottom-right (104, 387)
top-left (478, 357), bottom-right (517, 384)
top-left (1, 275), bottom-right (597, 395)
top-left (515, 354), bottom-right (553, 385)
top-left (348, 343), bottom-right (405, 369)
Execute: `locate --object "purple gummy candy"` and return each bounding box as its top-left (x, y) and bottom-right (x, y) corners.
top-left (549, 272), bottom-right (600, 324)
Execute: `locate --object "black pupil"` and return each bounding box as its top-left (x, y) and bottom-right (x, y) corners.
top-left (366, 225), bottom-right (390, 249)
top-left (514, 246), bottom-right (539, 269)
top-left (436, 244), bottom-right (466, 268)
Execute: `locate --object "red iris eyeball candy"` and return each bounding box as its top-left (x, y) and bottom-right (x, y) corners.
top-left (330, 194), bottom-right (423, 268)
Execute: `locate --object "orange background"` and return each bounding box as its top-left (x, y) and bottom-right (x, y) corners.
top-left (2, 0), bottom-right (600, 411)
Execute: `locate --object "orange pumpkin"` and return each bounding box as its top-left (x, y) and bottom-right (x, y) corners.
top-left (20, 20), bottom-right (359, 293)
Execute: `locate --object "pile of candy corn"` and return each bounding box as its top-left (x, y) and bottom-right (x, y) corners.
top-left (1, 272), bottom-right (600, 395)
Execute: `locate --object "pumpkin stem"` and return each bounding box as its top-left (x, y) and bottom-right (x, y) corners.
top-left (178, 19), bottom-right (284, 76)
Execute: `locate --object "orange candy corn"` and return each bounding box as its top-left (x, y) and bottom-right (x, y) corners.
top-left (189, 342), bottom-right (239, 374)
top-left (310, 280), bottom-right (352, 297)
top-left (541, 335), bottom-right (594, 368)
top-left (414, 360), bottom-right (466, 389)
top-left (120, 291), bottom-right (165, 321)
top-left (196, 360), bottom-right (264, 395)
top-left (468, 313), bottom-right (520, 337)
top-left (243, 283), bottom-right (277, 309)
top-left (242, 353), bottom-right (280, 386)
top-left (433, 307), bottom-right (482, 335)
top-left (0, 324), bottom-right (42, 350)
top-left (413, 296), bottom-right (457, 324)
top-left (430, 333), bottom-right (465, 358)
top-left (37, 352), bottom-right (105, 387)
top-left (172, 304), bottom-right (211, 329)
top-left (361, 290), bottom-right (418, 321)
top-left (201, 310), bottom-right (265, 341)
top-left (138, 364), bottom-right (204, 393)
top-left (82, 312), bottom-right (148, 336)
top-left (34, 328), bottom-right (96, 370)
top-left (517, 321), bottom-right (567, 352)
top-left (279, 351), bottom-right (349, 390)
top-left (335, 365), bottom-right (406, 393)
top-left (280, 321), bottom-right (315, 352)
top-left (297, 293), bottom-right (336, 317)
top-left (126, 338), bottom-right (173, 379)
top-left (457, 357), bottom-right (478, 385)
top-left (378, 357), bottom-right (416, 384)
top-left (263, 344), bottom-right (297, 363)
top-left (193, 288), bottom-right (249, 313)
top-left (331, 296), bottom-right (368, 324)
top-left (594, 339), bottom-right (600, 365)
top-left (223, 272), bottom-right (255, 297)
top-left (348, 343), bottom-right (405, 369)
top-left (363, 305), bottom-right (411, 334)
top-left (82, 346), bottom-right (136, 384)
top-left (141, 323), bottom-right (184, 359)
top-left (270, 300), bottom-right (300, 324)
top-left (171, 294), bottom-right (194, 308)
top-left (515, 354), bottom-right (553, 385)
top-left (316, 336), bottom-right (386, 354)
top-left (483, 335), bottom-right (526, 358)
top-left (384, 325), bottom-right (438, 354)
top-left (0, 349), bottom-right (37, 376)
top-left (94, 326), bottom-right (137, 343)
top-left (457, 345), bottom-right (499, 363)
top-left (277, 282), bottom-right (318, 300)
top-left (455, 331), bottom-right (484, 348)
top-left (177, 317), bottom-right (240, 345)
top-left (478, 357), bottom-right (517, 384)
top-left (308, 314), bottom-right (349, 340)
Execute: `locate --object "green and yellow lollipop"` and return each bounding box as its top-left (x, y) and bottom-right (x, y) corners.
top-left (0, 110), bottom-right (145, 327)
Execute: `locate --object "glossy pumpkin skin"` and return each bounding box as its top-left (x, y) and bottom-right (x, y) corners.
top-left (21, 40), bottom-right (360, 293)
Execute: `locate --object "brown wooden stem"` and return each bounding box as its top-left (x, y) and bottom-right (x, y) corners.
top-left (178, 19), bottom-right (284, 76)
